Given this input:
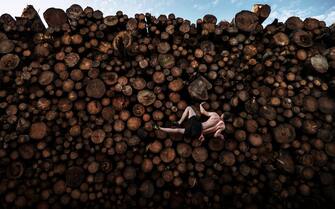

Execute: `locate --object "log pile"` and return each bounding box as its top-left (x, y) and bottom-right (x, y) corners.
top-left (0, 4), bottom-right (335, 209)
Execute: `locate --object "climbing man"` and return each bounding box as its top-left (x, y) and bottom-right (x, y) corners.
top-left (154, 102), bottom-right (225, 141)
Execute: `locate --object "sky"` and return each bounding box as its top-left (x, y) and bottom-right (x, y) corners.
top-left (0, 0), bottom-right (334, 26)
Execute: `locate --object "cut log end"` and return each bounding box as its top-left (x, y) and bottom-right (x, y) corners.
top-left (234, 10), bottom-right (259, 32)
top-left (43, 8), bottom-right (67, 28)
top-left (0, 54), bottom-right (20, 70)
top-left (252, 4), bottom-right (271, 23)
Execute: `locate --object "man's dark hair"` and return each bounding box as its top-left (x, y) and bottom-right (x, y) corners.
top-left (184, 116), bottom-right (203, 139)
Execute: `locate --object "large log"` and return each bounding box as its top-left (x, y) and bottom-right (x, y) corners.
top-left (234, 10), bottom-right (259, 32)
top-left (43, 7), bottom-right (67, 28)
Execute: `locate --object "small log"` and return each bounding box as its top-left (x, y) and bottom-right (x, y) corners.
top-left (273, 124), bottom-right (296, 144)
top-left (168, 79), bottom-right (184, 92)
top-left (192, 147), bottom-right (208, 163)
top-left (18, 144), bottom-right (35, 160)
top-left (0, 54), bottom-right (20, 70)
top-left (303, 96), bottom-right (318, 112)
top-left (311, 54), bottom-right (328, 73)
top-left (176, 143), bottom-right (192, 158)
top-left (160, 148), bottom-right (176, 163)
top-left (87, 161), bottom-right (99, 173)
top-left (208, 138), bottom-right (225, 151)
top-left (157, 42), bottom-right (171, 54)
top-left (248, 133), bottom-right (263, 147)
top-left (53, 180), bottom-right (66, 195)
top-left (148, 140), bottom-right (162, 153)
top-left (325, 143), bottom-right (335, 157)
top-left (0, 39), bottom-right (14, 53)
top-left (252, 4), bottom-right (271, 23)
top-left (127, 117), bottom-right (142, 131)
top-left (38, 71), bottom-right (54, 86)
top-left (277, 154), bottom-right (294, 173)
top-left (66, 166), bottom-right (85, 188)
top-left (273, 32), bottom-right (289, 46)
top-left (292, 30), bottom-right (313, 47)
top-left (158, 54), bottom-right (175, 69)
top-left (64, 52), bottom-right (80, 67)
top-left (142, 159), bottom-right (153, 172)
top-left (139, 180), bottom-right (155, 198)
top-left (66, 4), bottom-right (83, 20)
top-left (91, 129), bottom-right (106, 144)
top-left (219, 151), bottom-right (236, 166)
top-left (285, 16), bottom-right (304, 30)
top-left (0, 14), bottom-right (16, 31)
top-left (86, 79), bottom-right (106, 99)
top-left (6, 162), bottom-right (24, 179)
top-left (318, 97), bottom-right (335, 114)
top-left (137, 90), bottom-right (156, 106)
top-left (29, 122), bottom-right (47, 140)
top-left (21, 5), bottom-right (46, 32)
top-left (104, 15), bottom-right (119, 26)
top-left (113, 31), bottom-right (132, 52)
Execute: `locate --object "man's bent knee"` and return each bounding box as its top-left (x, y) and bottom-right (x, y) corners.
top-left (188, 108), bottom-right (196, 117)
top-left (185, 106), bottom-right (193, 110)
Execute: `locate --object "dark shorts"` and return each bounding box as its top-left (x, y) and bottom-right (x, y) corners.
top-left (184, 115), bottom-right (202, 138)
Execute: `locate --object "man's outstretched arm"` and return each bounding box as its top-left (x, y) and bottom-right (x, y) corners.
top-left (214, 129), bottom-right (225, 140)
top-left (158, 127), bottom-right (185, 134)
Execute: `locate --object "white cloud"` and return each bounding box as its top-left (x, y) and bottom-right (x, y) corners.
top-left (266, 5), bottom-right (335, 26)
top-left (212, 0), bottom-right (219, 5)
top-left (264, 1), bottom-right (335, 26)
top-left (93, 0), bottom-right (174, 17)
top-left (193, 4), bottom-right (202, 10)
top-left (312, 6), bottom-right (335, 26)
top-left (265, 5), bottom-right (312, 25)
top-left (272, 4), bottom-right (278, 10)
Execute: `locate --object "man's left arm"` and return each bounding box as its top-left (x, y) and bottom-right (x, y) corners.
top-left (214, 129), bottom-right (224, 140)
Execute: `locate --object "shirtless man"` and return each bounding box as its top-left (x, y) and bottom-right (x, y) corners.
top-left (154, 102), bottom-right (225, 141)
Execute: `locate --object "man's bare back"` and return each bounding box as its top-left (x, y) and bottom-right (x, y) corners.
top-left (199, 102), bottom-right (225, 140)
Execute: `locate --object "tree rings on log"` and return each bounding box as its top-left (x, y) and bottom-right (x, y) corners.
top-left (234, 10), bottom-right (259, 32)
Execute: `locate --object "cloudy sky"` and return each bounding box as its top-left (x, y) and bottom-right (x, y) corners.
top-left (1, 0), bottom-right (334, 26)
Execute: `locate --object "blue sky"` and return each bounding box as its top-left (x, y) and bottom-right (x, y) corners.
top-left (1, 0), bottom-right (335, 26)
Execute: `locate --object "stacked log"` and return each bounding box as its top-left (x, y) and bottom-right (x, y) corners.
top-left (0, 4), bottom-right (335, 209)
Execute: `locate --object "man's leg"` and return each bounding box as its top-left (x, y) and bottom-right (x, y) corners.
top-left (200, 103), bottom-right (220, 118)
top-left (188, 107), bottom-right (196, 118)
top-left (178, 106), bottom-right (196, 124)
